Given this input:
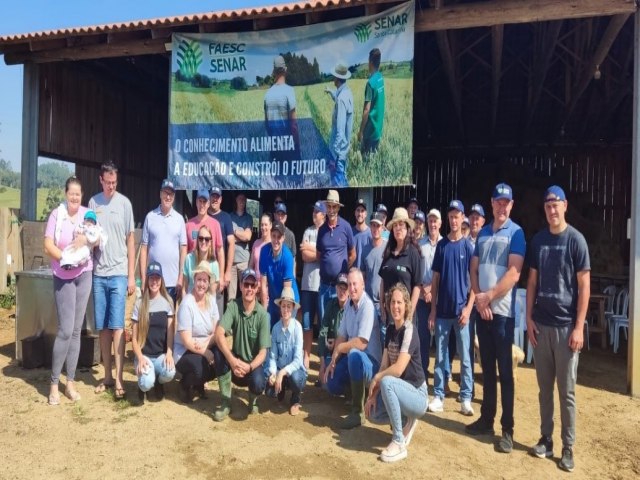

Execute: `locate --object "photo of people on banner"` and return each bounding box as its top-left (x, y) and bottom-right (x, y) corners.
top-left (168, 1), bottom-right (414, 190)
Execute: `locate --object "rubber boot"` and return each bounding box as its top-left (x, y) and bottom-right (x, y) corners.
top-left (342, 379), bottom-right (366, 429)
top-left (213, 372), bottom-right (232, 422)
top-left (248, 392), bottom-right (260, 415)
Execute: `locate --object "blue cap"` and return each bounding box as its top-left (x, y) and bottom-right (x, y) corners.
top-left (146, 261), bottom-right (163, 278)
top-left (84, 210), bottom-right (97, 223)
top-left (196, 189), bottom-right (209, 200)
top-left (376, 203), bottom-right (388, 214)
top-left (209, 186), bottom-right (222, 197)
top-left (414, 210), bottom-right (426, 223)
top-left (241, 268), bottom-right (258, 282)
top-left (313, 201), bottom-right (326, 214)
top-left (544, 185), bottom-right (566, 202)
top-left (492, 183), bottom-right (513, 201)
top-left (448, 200), bottom-right (465, 214)
top-left (275, 203), bottom-right (287, 214)
top-left (470, 203), bottom-right (485, 217)
top-left (160, 179), bottom-right (175, 191)
top-left (408, 197), bottom-right (419, 206)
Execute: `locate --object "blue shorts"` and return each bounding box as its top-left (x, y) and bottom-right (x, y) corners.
top-left (300, 290), bottom-right (318, 332)
top-left (93, 275), bottom-right (127, 330)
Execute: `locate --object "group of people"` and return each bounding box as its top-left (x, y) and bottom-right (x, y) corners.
top-left (45, 163), bottom-right (589, 471)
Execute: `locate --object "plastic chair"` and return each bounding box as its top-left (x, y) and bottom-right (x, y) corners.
top-left (609, 287), bottom-right (628, 345)
top-left (603, 285), bottom-right (617, 320)
top-left (610, 288), bottom-right (629, 353)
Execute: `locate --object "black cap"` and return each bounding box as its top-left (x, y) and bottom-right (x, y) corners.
top-left (272, 222), bottom-right (286, 236)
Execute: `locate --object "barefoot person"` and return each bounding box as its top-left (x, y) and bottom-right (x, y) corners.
top-left (366, 283), bottom-right (428, 463)
top-left (265, 287), bottom-right (307, 416)
top-left (44, 176), bottom-right (94, 405)
top-left (131, 261), bottom-right (176, 403)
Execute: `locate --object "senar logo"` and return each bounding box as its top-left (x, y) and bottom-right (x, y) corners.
top-left (354, 23), bottom-right (372, 43)
top-left (176, 40), bottom-right (203, 79)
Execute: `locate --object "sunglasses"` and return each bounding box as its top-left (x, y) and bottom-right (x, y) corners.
top-left (243, 282), bottom-right (257, 289)
top-left (198, 236), bottom-right (212, 242)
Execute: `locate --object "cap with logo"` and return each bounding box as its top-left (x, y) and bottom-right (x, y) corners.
top-left (355, 198), bottom-right (367, 210)
top-left (544, 185), bottom-right (566, 202)
top-left (209, 186), bottom-right (222, 197)
top-left (376, 203), bottom-right (388, 214)
top-left (492, 183), bottom-right (513, 201)
top-left (336, 272), bottom-right (348, 286)
top-left (146, 261), bottom-right (163, 278)
top-left (272, 221), bottom-right (286, 236)
top-left (414, 210), bottom-right (426, 223)
top-left (370, 212), bottom-right (385, 225)
top-left (470, 204), bottom-right (485, 217)
top-left (241, 268), bottom-right (258, 283)
top-left (313, 201), bottom-right (326, 214)
top-left (448, 200), bottom-right (465, 214)
top-left (407, 197), bottom-right (419, 206)
top-left (160, 179), bottom-right (175, 192)
top-left (275, 203), bottom-right (287, 214)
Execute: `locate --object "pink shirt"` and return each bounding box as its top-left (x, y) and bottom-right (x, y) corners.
top-left (250, 238), bottom-right (268, 281)
top-left (186, 215), bottom-right (223, 255)
top-left (45, 205), bottom-right (94, 280)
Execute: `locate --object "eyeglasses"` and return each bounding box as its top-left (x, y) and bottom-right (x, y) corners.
top-left (243, 282), bottom-right (257, 289)
top-left (198, 236), bottom-right (212, 242)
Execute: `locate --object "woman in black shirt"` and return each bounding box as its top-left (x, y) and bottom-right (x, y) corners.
top-left (365, 283), bottom-right (428, 463)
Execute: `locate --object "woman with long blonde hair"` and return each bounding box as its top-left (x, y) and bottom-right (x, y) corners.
top-left (131, 261), bottom-right (176, 403)
top-left (183, 224), bottom-right (219, 296)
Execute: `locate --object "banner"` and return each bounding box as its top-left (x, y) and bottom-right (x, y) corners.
top-left (168, 1), bottom-right (414, 190)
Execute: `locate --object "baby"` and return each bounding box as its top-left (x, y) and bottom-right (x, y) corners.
top-left (60, 210), bottom-right (106, 270)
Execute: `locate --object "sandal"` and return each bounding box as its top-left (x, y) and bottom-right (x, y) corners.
top-left (289, 403), bottom-right (301, 416)
top-left (94, 381), bottom-right (114, 394)
top-left (114, 387), bottom-right (126, 400)
top-left (48, 393), bottom-right (60, 406)
top-left (65, 389), bottom-right (81, 402)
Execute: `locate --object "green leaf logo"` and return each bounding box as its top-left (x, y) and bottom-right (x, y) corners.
top-left (354, 23), bottom-right (372, 43)
top-left (176, 40), bottom-right (203, 79)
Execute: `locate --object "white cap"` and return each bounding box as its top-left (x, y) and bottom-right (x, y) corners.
top-left (427, 208), bottom-right (442, 220)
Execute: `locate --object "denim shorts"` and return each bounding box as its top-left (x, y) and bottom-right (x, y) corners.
top-left (93, 275), bottom-right (127, 330)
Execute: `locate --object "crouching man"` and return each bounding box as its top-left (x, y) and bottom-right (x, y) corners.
top-left (324, 268), bottom-right (381, 429)
top-left (213, 268), bottom-right (271, 421)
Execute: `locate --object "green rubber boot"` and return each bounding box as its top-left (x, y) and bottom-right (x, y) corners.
top-left (248, 392), bottom-right (260, 415)
top-left (342, 379), bottom-right (366, 429)
top-left (213, 371), bottom-right (232, 422)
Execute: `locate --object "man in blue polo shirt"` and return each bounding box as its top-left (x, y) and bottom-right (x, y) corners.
top-left (428, 200), bottom-right (475, 416)
top-left (260, 221), bottom-right (300, 328)
top-left (467, 183), bottom-right (526, 454)
top-left (316, 190), bottom-right (356, 325)
top-left (140, 179), bottom-right (187, 302)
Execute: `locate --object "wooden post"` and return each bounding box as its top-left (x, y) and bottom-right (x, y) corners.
top-left (629, 11), bottom-right (640, 398)
top-left (0, 208), bottom-right (7, 292)
top-left (20, 63), bottom-right (39, 221)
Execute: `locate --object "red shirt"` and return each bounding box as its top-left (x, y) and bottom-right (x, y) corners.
top-left (185, 215), bottom-right (223, 255)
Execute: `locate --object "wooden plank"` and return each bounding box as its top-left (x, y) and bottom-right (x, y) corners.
top-left (491, 24), bottom-right (504, 140)
top-left (0, 208), bottom-right (7, 292)
top-left (416, 0), bottom-right (637, 32)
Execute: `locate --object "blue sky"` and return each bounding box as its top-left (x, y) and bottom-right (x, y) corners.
top-left (0, 0), bottom-right (282, 171)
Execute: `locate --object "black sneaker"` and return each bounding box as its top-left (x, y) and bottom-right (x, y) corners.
top-left (465, 418), bottom-right (495, 436)
top-left (532, 435), bottom-right (553, 458)
top-left (558, 447), bottom-right (575, 472)
top-left (137, 388), bottom-right (145, 404)
top-left (496, 431), bottom-right (513, 453)
top-left (154, 382), bottom-right (165, 400)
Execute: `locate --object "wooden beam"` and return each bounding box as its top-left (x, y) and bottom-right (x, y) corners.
top-left (4, 38), bottom-right (168, 64)
top-left (491, 24), bottom-right (503, 140)
top-left (436, 30), bottom-right (465, 140)
top-left (416, 0), bottom-right (636, 32)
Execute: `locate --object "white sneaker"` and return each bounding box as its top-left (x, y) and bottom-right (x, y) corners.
top-left (428, 396), bottom-right (444, 413)
top-left (402, 417), bottom-right (419, 447)
top-left (460, 400), bottom-right (474, 416)
top-left (380, 440), bottom-right (407, 463)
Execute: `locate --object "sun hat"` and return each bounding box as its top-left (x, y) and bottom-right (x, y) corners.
top-left (192, 260), bottom-right (216, 281)
top-left (331, 63), bottom-right (351, 80)
top-left (324, 189), bottom-right (344, 206)
top-left (275, 286), bottom-right (300, 309)
top-left (386, 207), bottom-right (415, 231)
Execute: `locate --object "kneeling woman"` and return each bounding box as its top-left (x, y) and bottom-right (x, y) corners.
top-left (174, 261), bottom-right (220, 402)
top-left (131, 261), bottom-right (176, 402)
top-left (266, 287), bottom-right (307, 416)
top-left (365, 283), bottom-right (428, 463)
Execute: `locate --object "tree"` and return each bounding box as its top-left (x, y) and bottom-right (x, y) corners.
top-left (37, 162), bottom-right (73, 189)
top-left (41, 187), bottom-right (63, 220)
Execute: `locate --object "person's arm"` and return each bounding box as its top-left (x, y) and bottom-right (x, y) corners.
top-left (569, 270), bottom-right (590, 352)
top-left (475, 253), bottom-right (524, 310)
top-left (165, 313), bottom-right (175, 369)
top-left (139, 244), bottom-right (148, 287)
top-left (526, 267), bottom-right (539, 347)
top-left (300, 241), bottom-right (319, 263)
top-left (214, 324), bottom-right (238, 369)
top-left (217, 246), bottom-right (226, 293)
top-left (324, 334), bottom-right (347, 383)
top-left (224, 234), bottom-right (235, 289)
top-left (379, 279), bottom-right (386, 324)
top-left (131, 321), bottom-right (150, 375)
top-left (428, 271), bottom-right (440, 330)
top-left (410, 285), bottom-right (421, 319)
top-left (347, 246), bottom-right (356, 268)
top-left (176, 244), bottom-right (187, 295)
top-left (43, 237), bottom-right (62, 261)
top-left (459, 290), bottom-right (475, 327)
top-left (234, 225), bottom-right (252, 243)
top-left (126, 231), bottom-right (136, 296)
top-left (358, 101), bottom-right (371, 142)
top-left (283, 325), bottom-right (304, 375)
top-left (260, 276), bottom-right (269, 307)
top-left (289, 108), bottom-right (299, 144)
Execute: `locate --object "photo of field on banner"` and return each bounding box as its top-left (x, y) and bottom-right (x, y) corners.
top-left (168, 1), bottom-right (414, 190)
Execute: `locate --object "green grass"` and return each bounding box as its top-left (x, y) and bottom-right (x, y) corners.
top-left (0, 187), bottom-right (53, 219)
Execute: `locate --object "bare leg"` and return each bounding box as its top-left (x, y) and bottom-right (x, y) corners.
top-left (99, 329), bottom-right (114, 385)
top-left (303, 330), bottom-right (313, 370)
top-left (113, 329), bottom-right (125, 391)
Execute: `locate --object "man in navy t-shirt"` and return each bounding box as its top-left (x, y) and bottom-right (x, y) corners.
top-left (526, 185), bottom-right (590, 473)
top-left (428, 200), bottom-right (475, 416)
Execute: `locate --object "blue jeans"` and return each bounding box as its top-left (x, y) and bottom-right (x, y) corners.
top-left (300, 290), bottom-right (318, 332)
top-left (265, 368), bottom-right (307, 404)
top-left (434, 317), bottom-right (473, 400)
top-left (415, 299), bottom-right (432, 378)
top-left (468, 308), bottom-right (479, 398)
top-left (166, 287), bottom-right (178, 304)
top-left (213, 346), bottom-right (266, 395)
top-left (93, 275), bottom-right (127, 330)
top-left (135, 354), bottom-right (176, 392)
top-left (318, 282), bottom-right (336, 329)
top-left (326, 349), bottom-right (379, 395)
top-left (476, 313), bottom-right (515, 433)
top-left (369, 378), bottom-right (428, 443)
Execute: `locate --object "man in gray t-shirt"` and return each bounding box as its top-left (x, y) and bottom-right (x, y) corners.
top-left (264, 55), bottom-right (299, 160)
top-left (88, 162), bottom-right (135, 398)
top-left (229, 193), bottom-right (253, 301)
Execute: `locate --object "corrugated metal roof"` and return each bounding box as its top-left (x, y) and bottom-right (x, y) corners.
top-left (0, 0), bottom-right (376, 45)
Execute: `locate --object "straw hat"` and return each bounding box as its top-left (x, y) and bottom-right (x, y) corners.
top-left (331, 63), bottom-right (351, 80)
top-left (193, 260), bottom-right (216, 282)
top-left (275, 286), bottom-right (300, 309)
top-left (386, 207), bottom-right (415, 231)
top-left (324, 189), bottom-right (343, 206)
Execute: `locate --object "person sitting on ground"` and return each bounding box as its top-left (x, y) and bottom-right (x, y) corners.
top-left (265, 286), bottom-right (307, 416)
top-left (131, 261), bottom-right (176, 403)
top-left (174, 261), bottom-right (220, 403)
top-left (317, 272), bottom-right (349, 386)
top-left (366, 283), bottom-right (428, 463)
top-left (183, 225), bottom-right (219, 296)
top-left (212, 268), bottom-right (271, 421)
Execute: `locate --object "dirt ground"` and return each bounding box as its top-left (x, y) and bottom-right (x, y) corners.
top-left (0, 308), bottom-right (638, 480)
